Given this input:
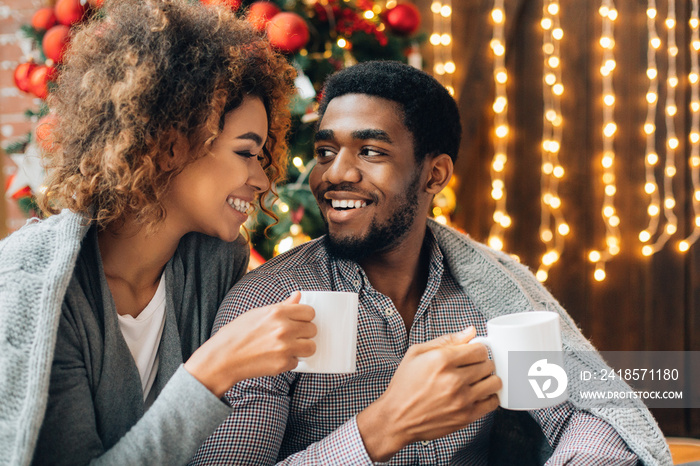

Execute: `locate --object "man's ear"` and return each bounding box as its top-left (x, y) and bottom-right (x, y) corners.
top-left (425, 153), bottom-right (454, 195)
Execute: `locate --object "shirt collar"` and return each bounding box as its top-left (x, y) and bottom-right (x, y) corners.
top-left (327, 227), bottom-right (446, 300)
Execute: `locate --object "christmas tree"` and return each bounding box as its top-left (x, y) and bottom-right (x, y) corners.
top-left (238, 0), bottom-right (425, 261)
top-left (5, 0), bottom-right (428, 262)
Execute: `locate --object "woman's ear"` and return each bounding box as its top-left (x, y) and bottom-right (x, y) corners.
top-left (159, 133), bottom-right (189, 172)
top-left (425, 153), bottom-right (454, 194)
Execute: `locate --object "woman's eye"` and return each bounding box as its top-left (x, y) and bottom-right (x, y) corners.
top-left (236, 151), bottom-right (259, 159)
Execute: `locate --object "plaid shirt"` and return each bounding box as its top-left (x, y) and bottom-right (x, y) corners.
top-left (191, 232), bottom-right (637, 465)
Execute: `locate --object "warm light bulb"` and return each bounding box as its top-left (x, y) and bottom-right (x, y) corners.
top-left (679, 240), bottom-right (690, 252)
top-left (552, 28), bottom-right (563, 40)
top-left (604, 123), bottom-right (617, 137)
top-left (642, 245), bottom-right (654, 256)
top-left (589, 250), bottom-right (601, 262)
top-left (558, 223), bottom-right (570, 235)
top-left (647, 68), bottom-right (658, 79)
top-left (491, 8), bottom-right (504, 24)
top-left (536, 269), bottom-right (548, 282)
top-left (489, 236), bottom-right (504, 250)
top-left (666, 223), bottom-right (677, 234)
top-left (647, 8), bottom-right (657, 19)
top-left (639, 230), bottom-right (651, 242)
top-left (541, 18), bottom-right (552, 30)
top-left (594, 268), bottom-right (606, 281)
top-left (645, 182), bottom-right (656, 194)
top-left (668, 137), bottom-right (680, 149)
top-left (648, 152), bottom-right (659, 165)
top-left (666, 166), bottom-right (677, 176)
top-left (644, 122), bottom-right (656, 134)
top-left (547, 3), bottom-right (559, 15)
top-left (604, 94), bottom-right (615, 106)
top-left (648, 204), bottom-right (660, 216)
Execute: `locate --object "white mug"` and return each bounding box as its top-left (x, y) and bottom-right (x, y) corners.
top-left (471, 311), bottom-right (568, 410)
top-left (292, 291), bottom-right (359, 374)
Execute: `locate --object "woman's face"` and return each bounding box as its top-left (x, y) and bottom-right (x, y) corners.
top-left (164, 95), bottom-right (270, 242)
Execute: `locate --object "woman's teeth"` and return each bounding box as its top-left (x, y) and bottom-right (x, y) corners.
top-left (331, 199), bottom-right (367, 210)
top-left (227, 197), bottom-right (251, 214)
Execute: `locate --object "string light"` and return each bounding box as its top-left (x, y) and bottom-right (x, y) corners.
top-left (647, 0), bottom-right (679, 255)
top-left (488, 0), bottom-right (510, 252)
top-left (680, 0), bottom-right (700, 250)
top-left (640, 0), bottom-right (662, 254)
top-left (590, 0), bottom-right (620, 281)
top-left (536, 0), bottom-right (567, 282)
top-left (431, 1), bottom-right (455, 96)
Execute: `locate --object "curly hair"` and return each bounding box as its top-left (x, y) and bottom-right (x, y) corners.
top-left (39, 0), bottom-right (296, 231)
top-left (317, 60), bottom-right (461, 163)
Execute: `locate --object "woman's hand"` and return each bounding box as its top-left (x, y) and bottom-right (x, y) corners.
top-left (184, 291), bottom-right (316, 397)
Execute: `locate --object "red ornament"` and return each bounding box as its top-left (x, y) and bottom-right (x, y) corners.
top-left (36, 113), bottom-right (58, 152)
top-left (28, 65), bottom-right (58, 99)
top-left (13, 62), bottom-right (38, 93)
top-left (42, 25), bottom-right (71, 63)
top-left (200, 0), bottom-right (242, 11)
top-left (247, 2), bottom-right (281, 32)
top-left (54, 0), bottom-right (87, 26)
top-left (385, 3), bottom-right (421, 36)
top-left (31, 7), bottom-right (58, 31)
top-left (266, 12), bottom-right (309, 54)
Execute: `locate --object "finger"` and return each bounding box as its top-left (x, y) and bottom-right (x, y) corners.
top-left (411, 327), bottom-right (476, 354)
top-left (295, 339), bottom-right (316, 358)
top-left (286, 304), bottom-right (315, 322)
top-left (441, 340), bottom-right (490, 368)
top-left (284, 291), bottom-right (302, 304)
top-left (470, 393), bottom-right (500, 418)
top-left (458, 359), bottom-right (497, 385)
top-left (292, 320), bottom-right (317, 339)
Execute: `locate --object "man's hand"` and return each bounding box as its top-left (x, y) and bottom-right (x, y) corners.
top-left (356, 327), bottom-right (501, 462)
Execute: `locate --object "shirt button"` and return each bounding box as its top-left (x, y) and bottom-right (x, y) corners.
top-left (384, 308), bottom-right (394, 316)
top-left (420, 440), bottom-right (430, 446)
top-left (353, 279), bottom-right (360, 288)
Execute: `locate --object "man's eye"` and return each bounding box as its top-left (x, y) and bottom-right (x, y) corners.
top-left (360, 148), bottom-right (385, 157)
top-left (315, 148), bottom-right (335, 159)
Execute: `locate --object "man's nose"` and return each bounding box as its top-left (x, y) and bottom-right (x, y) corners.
top-left (322, 150), bottom-right (361, 185)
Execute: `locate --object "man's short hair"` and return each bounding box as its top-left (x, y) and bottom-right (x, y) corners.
top-left (317, 60), bottom-right (461, 162)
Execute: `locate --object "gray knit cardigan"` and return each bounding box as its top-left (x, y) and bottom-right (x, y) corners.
top-left (0, 212), bottom-right (672, 465)
top-left (427, 219), bottom-right (672, 466)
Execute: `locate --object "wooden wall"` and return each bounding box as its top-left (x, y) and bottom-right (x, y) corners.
top-left (433, 0), bottom-right (699, 436)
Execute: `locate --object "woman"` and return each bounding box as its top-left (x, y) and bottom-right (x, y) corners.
top-left (0, 1), bottom-right (316, 464)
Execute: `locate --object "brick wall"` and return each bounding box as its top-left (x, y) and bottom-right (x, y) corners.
top-left (0, 0), bottom-right (47, 237)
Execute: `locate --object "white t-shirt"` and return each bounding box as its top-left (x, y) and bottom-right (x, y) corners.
top-left (117, 275), bottom-right (166, 405)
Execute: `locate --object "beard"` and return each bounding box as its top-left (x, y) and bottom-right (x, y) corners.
top-left (322, 173), bottom-right (420, 262)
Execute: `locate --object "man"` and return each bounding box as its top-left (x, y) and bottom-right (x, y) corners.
top-left (191, 61), bottom-right (671, 465)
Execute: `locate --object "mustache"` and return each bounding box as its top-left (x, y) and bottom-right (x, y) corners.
top-left (315, 183), bottom-right (379, 204)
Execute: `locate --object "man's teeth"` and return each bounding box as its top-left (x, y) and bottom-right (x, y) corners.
top-left (331, 199), bottom-right (367, 209)
top-left (227, 197), bottom-right (251, 214)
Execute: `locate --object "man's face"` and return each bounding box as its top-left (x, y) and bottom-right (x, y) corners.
top-left (309, 93), bottom-right (424, 261)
